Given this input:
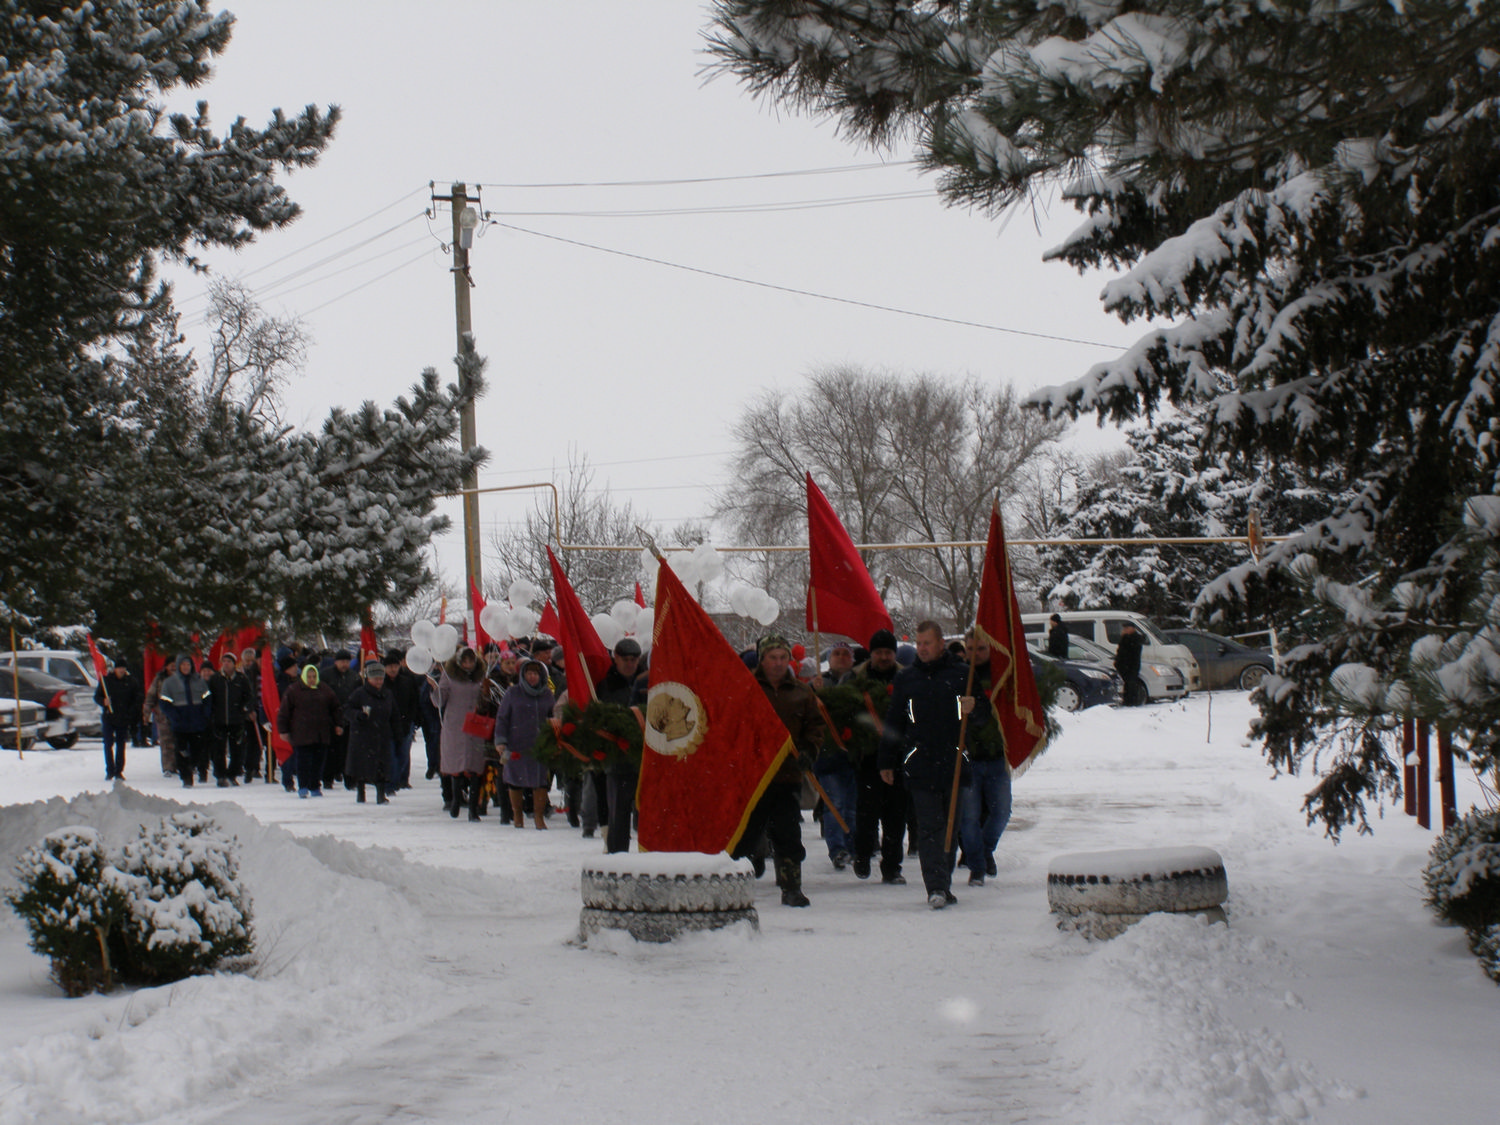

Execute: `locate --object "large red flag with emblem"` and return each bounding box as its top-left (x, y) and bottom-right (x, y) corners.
top-left (637, 556), bottom-right (794, 854)
top-left (805, 472), bottom-right (892, 644)
top-left (260, 649), bottom-right (293, 764)
top-left (974, 502), bottom-right (1047, 775)
top-left (546, 546), bottom-right (611, 703)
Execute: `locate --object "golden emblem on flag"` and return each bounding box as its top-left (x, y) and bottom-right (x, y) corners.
top-left (645, 681), bottom-right (707, 759)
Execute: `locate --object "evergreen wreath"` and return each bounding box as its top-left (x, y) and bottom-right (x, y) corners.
top-left (815, 679), bottom-right (885, 765)
top-left (535, 699), bottom-right (643, 777)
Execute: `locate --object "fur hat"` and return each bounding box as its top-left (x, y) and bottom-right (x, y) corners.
top-left (868, 629), bottom-right (898, 654)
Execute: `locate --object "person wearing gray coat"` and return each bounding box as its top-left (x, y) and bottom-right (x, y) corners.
top-left (496, 658), bottom-right (556, 829)
top-left (436, 647), bottom-right (489, 821)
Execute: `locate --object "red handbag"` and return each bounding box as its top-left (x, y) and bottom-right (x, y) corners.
top-left (462, 711), bottom-right (496, 739)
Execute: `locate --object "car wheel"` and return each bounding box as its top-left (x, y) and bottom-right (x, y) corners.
top-left (1238, 664), bottom-right (1268, 691)
top-left (1055, 684), bottom-right (1082, 712)
top-left (46, 731), bottom-right (79, 750)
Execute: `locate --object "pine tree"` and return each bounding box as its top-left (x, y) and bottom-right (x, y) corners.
top-left (705, 0), bottom-right (1500, 835)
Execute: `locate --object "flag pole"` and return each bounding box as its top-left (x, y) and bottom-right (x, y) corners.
top-left (943, 500), bottom-right (1001, 853)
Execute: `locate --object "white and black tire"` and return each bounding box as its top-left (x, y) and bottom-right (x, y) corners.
top-left (578, 907), bottom-right (759, 944)
top-left (580, 866), bottom-right (757, 914)
top-left (1047, 846), bottom-right (1227, 936)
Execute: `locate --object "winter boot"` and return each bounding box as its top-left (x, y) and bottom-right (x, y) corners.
top-left (532, 787), bottom-right (549, 829)
top-left (376, 784), bottom-right (389, 806)
top-left (356, 782), bottom-right (366, 804)
top-left (468, 779), bottom-right (482, 822)
top-left (776, 858), bottom-right (810, 908)
top-left (510, 789), bottom-right (526, 828)
top-left (448, 777), bottom-right (465, 819)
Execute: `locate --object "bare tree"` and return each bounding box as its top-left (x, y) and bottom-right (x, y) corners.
top-left (202, 278), bottom-right (310, 423)
top-left (716, 365), bottom-right (1066, 630)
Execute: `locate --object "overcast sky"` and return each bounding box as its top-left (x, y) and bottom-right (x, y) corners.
top-left (165, 1), bottom-right (1135, 592)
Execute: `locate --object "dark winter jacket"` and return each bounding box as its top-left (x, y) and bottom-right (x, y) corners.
top-left (323, 663), bottom-right (363, 706)
top-left (344, 681), bottom-right (397, 782)
top-left (755, 664), bottom-right (826, 786)
top-left (94, 671), bottom-right (143, 720)
top-left (877, 650), bottom-right (990, 792)
top-left (594, 664), bottom-right (645, 708)
top-left (1047, 623), bottom-right (1070, 659)
top-left (159, 656), bottom-right (212, 734)
top-left (384, 666), bottom-right (421, 732)
top-left (1114, 631), bottom-right (1145, 680)
top-left (277, 667), bottom-right (341, 747)
top-left (208, 669), bottom-right (254, 728)
top-left (496, 660), bottom-right (556, 789)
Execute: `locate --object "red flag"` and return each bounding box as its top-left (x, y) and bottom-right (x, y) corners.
top-left (85, 633), bottom-right (109, 687)
top-left (207, 631), bottom-right (232, 668)
top-left (637, 556), bottom-right (795, 854)
top-left (538, 600), bottom-right (562, 643)
top-left (634, 581), bottom-right (646, 608)
top-left (143, 645), bottom-right (166, 688)
top-left (974, 502), bottom-right (1047, 775)
top-left (805, 473), bottom-right (892, 644)
top-left (233, 625), bottom-right (264, 661)
top-left (260, 648), bottom-right (293, 764)
top-left (470, 578), bottom-right (492, 650)
top-left (546, 546), bottom-right (611, 702)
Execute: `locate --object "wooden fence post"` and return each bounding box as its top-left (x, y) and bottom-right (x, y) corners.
top-left (1403, 719), bottom-right (1416, 817)
top-left (1437, 728), bottom-right (1457, 833)
top-left (1416, 719), bottom-right (1432, 830)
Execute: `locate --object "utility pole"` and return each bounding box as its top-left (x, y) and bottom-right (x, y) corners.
top-left (434, 182), bottom-right (484, 631)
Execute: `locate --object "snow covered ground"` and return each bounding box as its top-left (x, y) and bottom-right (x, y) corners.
top-left (0, 693), bottom-right (1494, 1125)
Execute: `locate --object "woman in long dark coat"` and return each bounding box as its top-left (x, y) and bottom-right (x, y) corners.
top-left (495, 658), bottom-right (556, 829)
top-left (344, 660), bottom-right (397, 805)
top-left (437, 647), bottom-right (489, 821)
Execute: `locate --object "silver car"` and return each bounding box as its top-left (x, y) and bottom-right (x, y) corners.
top-left (1058, 635), bottom-right (1187, 702)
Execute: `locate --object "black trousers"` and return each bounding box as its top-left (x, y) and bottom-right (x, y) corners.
top-left (175, 729), bottom-right (209, 785)
top-left (854, 761), bottom-right (907, 877)
top-left (908, 785), bottom-right (958, 896)
top-left (733, 780), bottom-right (806, 865)
top-left (212, 724), bottom-right (245, 780)
top-left (605, 765), bottom-right (638, 854)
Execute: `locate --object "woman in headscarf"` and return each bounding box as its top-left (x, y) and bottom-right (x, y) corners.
top-left (277, 663), bottom-right (341, 798)
top-left (436, 646), bottom-right (489, 821)
top-left (495, 657), bottom-right (556, 829)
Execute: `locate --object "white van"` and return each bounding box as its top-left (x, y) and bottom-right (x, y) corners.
top-left (1020, 612), bottom-right (1201, 692)
top-left (0, 649), bottom-right (102, 736)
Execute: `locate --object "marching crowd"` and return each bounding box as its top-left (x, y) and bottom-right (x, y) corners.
top-left (90, 621), bottom-right (1012, 912)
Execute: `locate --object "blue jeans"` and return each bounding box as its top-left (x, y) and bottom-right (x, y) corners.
top-left (391, 724), bottom-right (415, 787)
top-left (959, 757), bottom-right (1013, 876)
top-left (814, 761), bottom-right (857, 857)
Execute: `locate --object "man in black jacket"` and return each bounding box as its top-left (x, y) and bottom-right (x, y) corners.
top-left (596, 638), bottom-right (646, 854)
top-left (1114, 623), bottom-right (1147, 706)
top-left (851, 628), bottom-right (908, 884)
top-left (95, 656), bottom-right (143, 781)
top-left (1047, 614), bottom-right (1070, 659)
top-left (878, 620), bottom-right (985, 910)
top-left (383, 649), bottom-right (422, 790)
top-left (208, 652), bottom-right (254, 786)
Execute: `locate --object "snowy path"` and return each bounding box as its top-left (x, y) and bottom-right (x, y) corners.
top-left (4, 694), bottom-right (1495, 1125)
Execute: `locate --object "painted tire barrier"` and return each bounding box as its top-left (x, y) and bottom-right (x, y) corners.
top-left (579, 854), bottom-right (759, 944)
top-left (1047, 845), bottom-right (1228, 939)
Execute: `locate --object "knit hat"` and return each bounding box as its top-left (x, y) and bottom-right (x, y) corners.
top-left (363, 659), bottom-right (386, 678)
top-left (758, 633), bottom-right (792, 657)
top-left (614, 637), bottom-right (642, 657)
top-left (240, 647), bottom-right (258, 662)
top-left (334, 649), bottom-right (353, 662)
top-left (868, 629), bottom-right (898, 653)
top-left (383, 649), bottom-right (405, 666)
top-left (830, 641), bottom-right (853, 655)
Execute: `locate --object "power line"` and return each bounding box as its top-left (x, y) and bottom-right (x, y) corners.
top-left (302, 249), bottom-right (435, 315)
top-left (487, 191), bottom-right (934, 219)
top-left (488, 222), bottom-right (1125, 350)
top-left (438, 161), bottom-right (918, 189)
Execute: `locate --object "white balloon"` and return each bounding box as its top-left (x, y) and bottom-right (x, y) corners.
top-left (632, 608), bottom-right (655, 653)
top-left (755, 596), bottom-right (780, 626)
top-left (508, 578), bottom-right (544, 608)
top-left (690, 543), bottom-right (724, 584)
top-left (430, 622), bottom-right (460, 661)
top-left (639, 548), bottom-right (657, 583)
top-left (479, 604), bottom-right (506, 637)
top-left (404, 646), bottom-right (433, 676)
top-left (591, 613), bottom-right (624, 650)
top-left (411, 619), bottom-right (437, 648)
top-left (506, 606), bottom-right (539, 637)
top-left (728, 583), bottom-right (753, 617)
top-left (610, 599), bottom-right (640, 632)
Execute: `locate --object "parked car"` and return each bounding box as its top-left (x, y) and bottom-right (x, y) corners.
top-left (0, 696), bottom-right (45, 751)
top-left (1041, 633), bottom-right (1188, 702)
top-left (1021, 610), bottom-right (1201, 691)
top-left (1025, 644), bottom-right (1122, 712)
top-left (0, 650), bottom-right (102, 736)
top-left (0, 665), bottom-right (93, 748)
top-left (1162, 629), bottom-right (1275, 691)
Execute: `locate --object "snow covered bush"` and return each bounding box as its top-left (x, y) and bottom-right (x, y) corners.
top-left (1423, 808), bottom-right (1500, 984)
top-left (4, 814), bottom-right (254, 997)
top-left (114, 813), bottom-right (254, 984)
top-left (6, 827), bottom-right (130, 997)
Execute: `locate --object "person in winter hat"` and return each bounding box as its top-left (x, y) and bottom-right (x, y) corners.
top-left (207, 651), bottom-right (253, 787)
top-left (496, 658), bottom-right (556, 828)
top-left (94, 656), bottom-right (142, 782)
top-left (850, 628), bottom-right (908, 883)
top-left (159, 653), bottom-right (212, 788)
top-left (277, 663), bottom-right (342, 798)
top-left (344, 660), bottom-right (398, 805)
